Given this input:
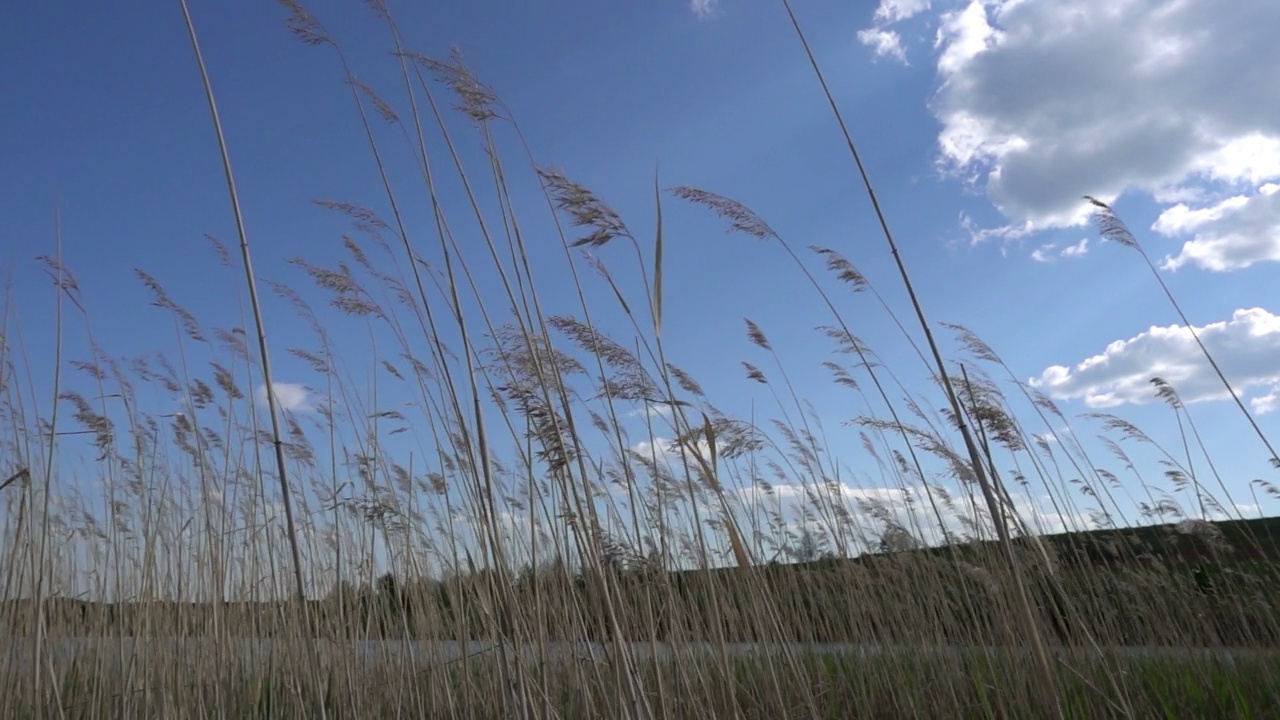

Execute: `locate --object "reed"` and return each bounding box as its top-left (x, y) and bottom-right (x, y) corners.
top-left (1, 2), bottom-right (1277, 718)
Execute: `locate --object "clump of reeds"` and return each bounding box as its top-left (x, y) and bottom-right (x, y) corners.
top-left (1, 2), bottom-right (1277, 719)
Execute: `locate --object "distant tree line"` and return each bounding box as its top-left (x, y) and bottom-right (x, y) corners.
top-left (4, 517), bottom-right (1280, 647)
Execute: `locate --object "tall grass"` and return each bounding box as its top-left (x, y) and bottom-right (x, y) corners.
top-left (2, 2), bottom-right (1278, 718)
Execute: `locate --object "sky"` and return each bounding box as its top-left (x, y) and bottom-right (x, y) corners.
top-left (2, 0), bottom-right (1280, 587)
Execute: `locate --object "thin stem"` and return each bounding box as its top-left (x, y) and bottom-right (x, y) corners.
top-left (1087, 196), bottom-right (1280, 470)
top-left (779, 1), bottom-right (1063, 715)
top-left (177, 0), bottom-right (308, 605)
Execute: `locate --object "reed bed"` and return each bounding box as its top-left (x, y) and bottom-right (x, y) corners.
top-left (2, 1), bottom-right (1278, 718)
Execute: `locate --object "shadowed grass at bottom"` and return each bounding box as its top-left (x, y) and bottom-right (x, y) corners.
top-left (7, 648), bottom-right (1278, 719)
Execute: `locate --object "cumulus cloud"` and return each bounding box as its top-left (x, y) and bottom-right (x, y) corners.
top-left (627, 404), bottom-right (673, 419)
top-left (858, 0), bottom-right (931, 64)
top-left (857, 28), bottom-right (908, 64)
top-left (1156, 183), bottom-right (1280, 271)
top-left (255, 382), bottom-right (315, 413)
top-left (874, 0), bottom-right (931, 23)
top-left (927, 0), bottom-right (1280, 263)
top-left (631, 437), bottom-right (676, 462)
top-left (630, 436), bottom-right (712, 466)
top-left (1031, 307), bottom-right (1280, 410)
top-left (689, 0), bottom-right (718, 19)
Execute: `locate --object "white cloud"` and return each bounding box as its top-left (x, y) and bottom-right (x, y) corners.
top-left (1253, 385), bottom-right (1280, 415)
top-left (739, 481), bottom-right (1088, 546)
top-left (1060, 237), bottom-right (1089, 258)
top-left (630, 436), bottom-right (712, 467)
top-left (857, 28), bottom-right (908, 64)
top-left (689, 0), bottom-right (718, 19)
top-left (875, 0), bottom-right (931, 23)
top-left (627, 404), bottom-right (673, 419)
top-left (1031, 307), bottom-right (1280, 410)
top-left (1155, 183), bottom-right (1280, 271)
top-left (927, 0), bottom-right (1280, 259)
top-left (1030, 425), bottom-right (1075, 449)
top-left (858, 0), bottom-right (931, 64)
top-left (1029, 237), bottom-right (1088, 262)
top-left (631, 437), bottom-right (675, 461)
top-left (1228, 502), bottom-right (1260, 518)
top-left (934, 0), bottom-right (997, 76)
top-left (255, 382), bottom-right (315, 413)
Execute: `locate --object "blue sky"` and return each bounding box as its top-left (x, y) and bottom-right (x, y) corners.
top-left (3, 0), bottom-right (1280, 585)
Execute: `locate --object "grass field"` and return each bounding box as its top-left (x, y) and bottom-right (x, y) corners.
top-left (3, 1), bottom-right (1280, 718)
top-left (2, 642), bottom-right (1277, 718)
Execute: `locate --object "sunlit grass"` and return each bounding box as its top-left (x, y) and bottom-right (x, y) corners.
top-left (1, 1), bottom-right (1278, 718)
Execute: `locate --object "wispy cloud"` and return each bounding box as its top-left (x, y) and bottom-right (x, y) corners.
top-left (1030, 237), bottom-right (1088, 262)
top-left (738, 481), bottom-right (1092, 548)
top-left (1061, 237), bottom-right (1089, 258)
top-left (689, 0), bottom-right (719, 20)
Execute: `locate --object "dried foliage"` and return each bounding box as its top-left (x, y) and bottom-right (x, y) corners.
top-left (2, 10), bottom-right (1275, 720)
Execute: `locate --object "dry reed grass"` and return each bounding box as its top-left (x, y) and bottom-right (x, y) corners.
top-left (1, 1), bottom-right (1278, 719)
